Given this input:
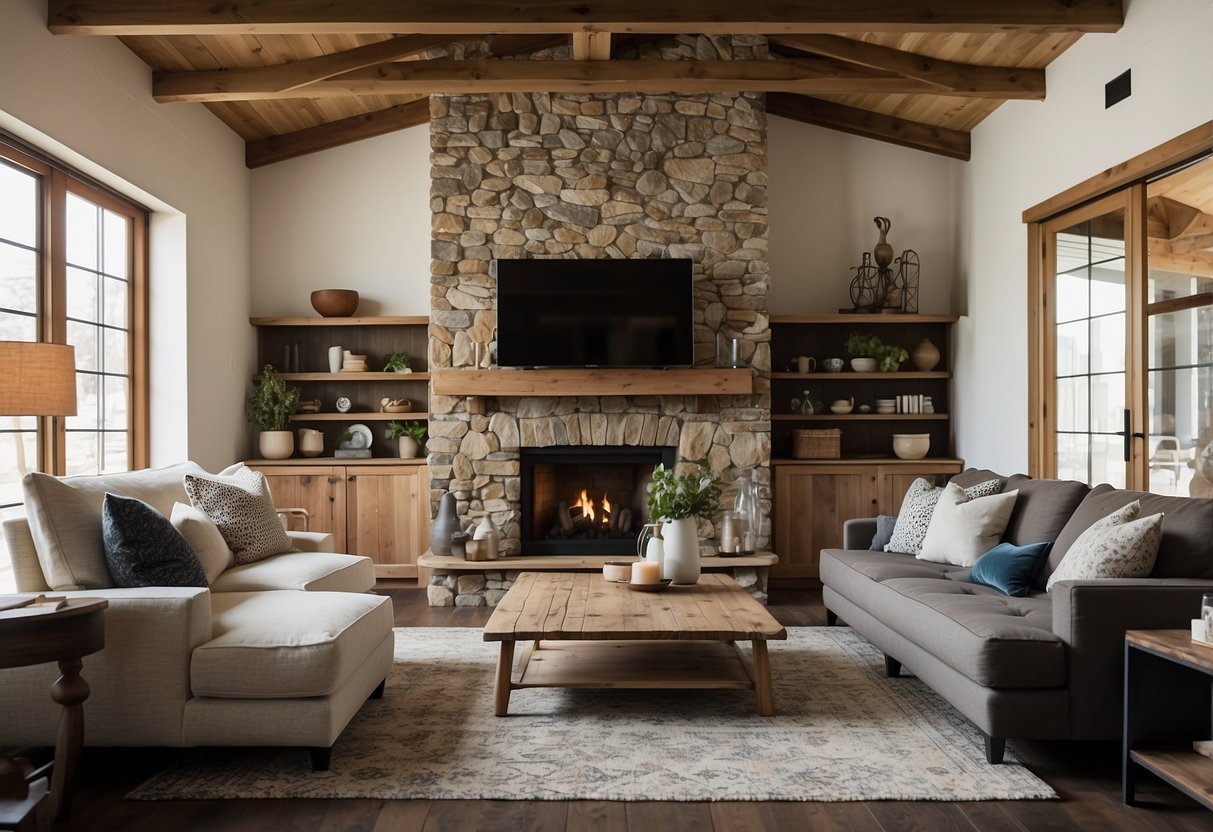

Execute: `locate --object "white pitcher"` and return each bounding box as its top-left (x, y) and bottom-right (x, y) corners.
top-left (637, 523), bottom-right (664, 571)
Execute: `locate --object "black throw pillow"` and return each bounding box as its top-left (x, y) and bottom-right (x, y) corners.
top-left (102, 493), bottom-right (207, 587)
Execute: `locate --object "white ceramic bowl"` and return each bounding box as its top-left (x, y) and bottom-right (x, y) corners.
top-left (603, 561), bottom-right (632, 582)
top-left (829, 403), bottom-right (853, 414)
top-left (892, 433), bottom-right (931, 460)
top-left (850, 358), bottom-right (877, 373)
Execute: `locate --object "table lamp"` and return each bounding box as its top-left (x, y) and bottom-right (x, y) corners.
top-left (0, 341), bottom-right (77, 416)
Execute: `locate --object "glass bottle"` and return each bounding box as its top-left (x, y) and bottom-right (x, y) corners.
top-left (733, 472), bottom-right (759, 553)
top-left (799, 391), bottom-right (815, 415)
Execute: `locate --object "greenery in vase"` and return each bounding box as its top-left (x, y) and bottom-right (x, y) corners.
top-left (383, 351), bottom-right (411, 372)
top-left (246, 365), bottom-right (300, 431)
top-left (386, 420), bottom-right (427, 443)
top-left (336, 428), bottom-right (354, 447)
top-left (646, 460), bottom-right (723, 522)
top-left (846, 332), bottom-right (908, 372)
top-left (878, 345), bottom-right (908, 371)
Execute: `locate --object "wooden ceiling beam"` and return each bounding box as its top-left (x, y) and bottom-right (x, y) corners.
top-left (770, 34), bottom-right (1045, 98)
top-left (767, 92), bottom-right (970, 161)
top-left (48, 0), bottom-right (1125, 36)
top-left (153, 57), bottom-right (1010, 102)
top-left (572, 32), bottom-right (612, 60)
top-left (245, 98), bottom-right (430, 168)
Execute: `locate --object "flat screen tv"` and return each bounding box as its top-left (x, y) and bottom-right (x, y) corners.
top-left (494, 258), bottom-right (694, 368)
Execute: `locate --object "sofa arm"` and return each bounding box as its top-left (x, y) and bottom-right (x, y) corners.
top-left (288, 530), bottom-right (336, 552)
top-left (843, 518), bottom-right (878, 551)
top-left (1052, 578), bottom-right (1213, 738)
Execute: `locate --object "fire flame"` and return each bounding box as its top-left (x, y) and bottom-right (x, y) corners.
top-left (573, 489), bottom-right (611, 525)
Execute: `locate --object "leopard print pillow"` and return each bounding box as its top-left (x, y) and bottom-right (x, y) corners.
top-left (885, 477), bottom-right (1003, 555)
top-left (184, 468), bottom-right (295, 565)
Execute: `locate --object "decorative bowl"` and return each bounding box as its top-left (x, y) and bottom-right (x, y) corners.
top-left (310, 289), bottom-right (359, 317)
top-left (892, 433), bottom-right (931, 460)
top-left (603, 561), bottom-right (633, 582)
top-left (850, 357), bottom-right (877, 373)
top-left (829, 403), bottom-right (853, 415)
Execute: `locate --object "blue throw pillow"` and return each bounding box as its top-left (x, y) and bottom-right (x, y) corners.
top-left (970, 541), bottom-right (1052, 597)
top-left (102, 493), bottom-right (207, 588)
top-left (869, 515), bottom-right (898, 551)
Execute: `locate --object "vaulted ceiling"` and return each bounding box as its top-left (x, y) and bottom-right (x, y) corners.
top-left (47, 1), bottom-right (1124, 168)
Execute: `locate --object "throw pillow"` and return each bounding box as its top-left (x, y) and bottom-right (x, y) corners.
top-left (917, 483), bottom-right (1021, 567)
top-left (970, 542), bottom-right (1052, 597)
top-left (170, 502), bottom-right (234, 584)
top-left (184, 468), bottom-right (295, 565)
top-left (1046, 503), bottom-right (1163, 591)
top-left (885, 477), bottom-right (1003, 556)
top-left (869, 515), bottom-right (898, 551)
top-left (101, 493), bottom-right (207, 588)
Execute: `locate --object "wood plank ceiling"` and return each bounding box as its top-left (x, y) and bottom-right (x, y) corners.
top-left (47, 1), bottom-right (1123, 168)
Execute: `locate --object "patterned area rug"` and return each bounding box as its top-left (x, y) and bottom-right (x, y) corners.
top-left (130, 626), bottom-right (1055, 802)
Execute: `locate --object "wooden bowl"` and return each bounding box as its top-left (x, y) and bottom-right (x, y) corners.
top-left (310, 289), bottom-right (359, 317)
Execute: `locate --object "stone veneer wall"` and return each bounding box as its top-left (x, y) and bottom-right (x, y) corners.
top-left (427, 36), bottom-right (771, 587)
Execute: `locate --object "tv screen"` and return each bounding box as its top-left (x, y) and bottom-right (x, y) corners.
top-left (495, 258), bottom-right (695, 368)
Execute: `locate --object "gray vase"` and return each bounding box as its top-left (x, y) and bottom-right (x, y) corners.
top-left (428, 492), bottom-right (460, 556)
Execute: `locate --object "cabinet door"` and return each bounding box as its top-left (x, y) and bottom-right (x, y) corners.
top-left (251, 466), bottom-right (347, 551)
top-left (773, 465), bottom-right (876, 580)
top-left (876, 463), bottom-right (964, 515)
top-left (346, 465), bottom-right (430, 578)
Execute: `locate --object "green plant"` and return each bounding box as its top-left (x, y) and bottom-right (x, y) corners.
top-left (383, 352), bottom-right (411, 372)
top-left (245, 365), bottom-right (300, 431)
top-left (878, 344), bottom-right (909, 372)
top-left (846, 333), bottom-right (907, 371)
top-left (646, 460), bottom-right (723, 522)
top-left (336, 428), bottom-right (353, 447)
top-left (386, 420), bottom-right (427, 443)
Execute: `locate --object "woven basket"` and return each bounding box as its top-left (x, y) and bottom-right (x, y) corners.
top-left (792, 428), bottom-right (841, 459)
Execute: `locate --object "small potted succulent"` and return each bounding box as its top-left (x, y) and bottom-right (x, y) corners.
top-left (646, 460), bottom-right (723, 585)
top-left (247, 365), bottom-right (301, 459)
top-left (383, 351), bottom-right (412, 373)
top-left (386, 420), bottom-right (427, 458)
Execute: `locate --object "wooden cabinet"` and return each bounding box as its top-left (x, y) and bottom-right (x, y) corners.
top-left (773, 459), bottom-right (964, 580)
top-left (251, 461), bottom-right (429, 579)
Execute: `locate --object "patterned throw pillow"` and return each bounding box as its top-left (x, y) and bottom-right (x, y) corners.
top-left (184, 468), bottom-right (295, 565)
top-left (917, 484), bottom-right (1020, 567)
top-left (885, 477), bottom-right (1003, 556)
top-left (1046, 501), bottom-right (1163, 591)
top-left (102, 493), bottom-right (207, 588)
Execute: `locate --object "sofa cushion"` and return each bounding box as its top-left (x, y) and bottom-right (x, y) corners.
top-left (184, 468), bottom-right (295, 566)
top-left (1047, 484), bottom-right (1213, 580)
top-left (170, 502), bottom-right (234, 584)
top-left (102, 494), bottom-right (208, 588)
top-left (918, 484), bottom-right (1019, 567)
top-left (209, 552), bottom-right (375, 594)
top-left (1002, 475), bottom-right (1091, 548)
top-left (947, 468), bottom-right (1007, 489)
top-left (885, 477), bottom-right (1003, 556)
top-left (191, 590), bottom-right (393, 698)
top-left (970, 542), bottom-right (1051, 597)
top-left (1046, 505), bottom-right (1163, 591)
top-left (22, 462), bottom-right (203, 590)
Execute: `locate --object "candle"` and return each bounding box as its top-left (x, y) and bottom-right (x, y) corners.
top-left (631, 560), bottom-right (661, 584)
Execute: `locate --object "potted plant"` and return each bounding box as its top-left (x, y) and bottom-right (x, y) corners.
top-left (383, 351), bottom-right (412, 373)
top-left (247, 365), bottom-right (301, 459)
top-left (846, 333), bottom-right (908, 372)
top-left (646, 460), bottom-right (723, 584)
top-left (386, 420), bottom-right (427, 458)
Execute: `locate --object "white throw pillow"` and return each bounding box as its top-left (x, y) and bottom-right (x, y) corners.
top-left (885, 477), bottom-right (1003, 556)
top-left (917, 483), bottom-right (1020, 567)
top-left (1046, 501), bottom-right (1162, 591)
top-left (170, 502), bottom-right (234, 584)
top-left (184, 468), bottom-right (295, 566)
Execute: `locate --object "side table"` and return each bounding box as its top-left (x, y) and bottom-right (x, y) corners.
top-left (1123, 629), bottom-right (1213, 810)
top-left (0, 597), bottom-right (107, 824)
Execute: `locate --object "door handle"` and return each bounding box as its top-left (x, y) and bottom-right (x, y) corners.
top-left (1114, 409), bottom-right (1146, 462)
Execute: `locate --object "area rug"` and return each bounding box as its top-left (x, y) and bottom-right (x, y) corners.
top-left (129, 626), bottom-right (1055, 802)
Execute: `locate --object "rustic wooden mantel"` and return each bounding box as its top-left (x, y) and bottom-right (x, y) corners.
top-left (431, 367), bottom-right (753, 398)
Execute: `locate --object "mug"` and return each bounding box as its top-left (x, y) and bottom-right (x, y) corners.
top-left (823, 357), bottom-right (844, 373)
top-left (796, 356), bottom-right (816, 374)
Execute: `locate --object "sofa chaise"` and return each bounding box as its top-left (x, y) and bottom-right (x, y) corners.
top-left (820, 469), bottom-right (1213, 763)
top-left (0, 462), bottom-right (394, 771)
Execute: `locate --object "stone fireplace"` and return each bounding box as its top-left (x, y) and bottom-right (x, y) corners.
top-left (426, 36), bottom-right (772, 585)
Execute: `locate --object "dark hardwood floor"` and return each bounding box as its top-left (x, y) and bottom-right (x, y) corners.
top-left (53, 586), bottom-right (1213, 831)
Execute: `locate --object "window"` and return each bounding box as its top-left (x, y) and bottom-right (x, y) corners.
top-left (0, 139), bottom-right (148, 584)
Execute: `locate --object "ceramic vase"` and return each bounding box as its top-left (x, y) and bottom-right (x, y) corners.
top-left (911, 338), bottom-right (941, 371)
top-left (873, 216), bottom-right (894, 269)
top-left (429, 492), bottom-right (460, 555)
top-left (328, 345), bottom-right (343, 374)
top-left (259, 430), bottom-right (294, 460)
top-left (297, 428), bottom-right (324, 457)
top-left (398, 435), bottom-right (420, 459)
top-left (472, 515), bottom-right (501, 560)
top-left (661, 517), bottom-right (700, 584)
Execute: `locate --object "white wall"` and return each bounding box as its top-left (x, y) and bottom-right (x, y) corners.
top-left (958, 0), bottom-right (1213, 473)
top-left (250, 128), bottom-right (432, 316)
top-left (0, 0), bottom-right (251, 471)
top-left (767, 116), bottom-right (963, 314)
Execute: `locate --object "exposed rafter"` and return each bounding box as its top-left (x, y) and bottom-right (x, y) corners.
top-left (767, 92), bottom-right (970, 161)
top-left (246, 99), bottom-right (431, 168)
top-left (48, 0), bottom-right (1125, 36)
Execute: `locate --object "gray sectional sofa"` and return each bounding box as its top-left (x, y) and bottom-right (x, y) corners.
top-left (820, 469), bottom-right (1213, 763)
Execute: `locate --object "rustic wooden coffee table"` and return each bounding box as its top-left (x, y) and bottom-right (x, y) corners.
top-left (483, 572), bottom-right (787, 716)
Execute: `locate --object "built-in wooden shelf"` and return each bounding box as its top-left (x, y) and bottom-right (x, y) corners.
top-left (250, 316), bottom-right (428, 327)
top-left (770, 313), bottom-right (960, 325)
top-left (431, 368), bottom-right (752, 397)
top-left (771, 371), bottom-right (950, 380)
top-left (772, 413), bottom-right (948, 421)
top-left (257, 372), bottom-right (430, 382)
top-left (418, 552), bottom-right (777, 571)
top-left (771, 457), bottom-right (965, 466)
top-left (246, 457), bottom-right (427, 466)
top-left (289, 413), bottom-right (429, 422)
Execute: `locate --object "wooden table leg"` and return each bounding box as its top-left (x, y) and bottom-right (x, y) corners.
top-left (752, 641), bottom-right (773, 716)
top-left (49, 656), bottom-right (90, 820)
top-left (494, 640), bottom-right (516, 717)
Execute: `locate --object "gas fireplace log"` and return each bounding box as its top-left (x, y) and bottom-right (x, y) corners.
top-left (617, 508), bottom-right (633, 534)
top-left (556, 502), bottom-right (574, 534)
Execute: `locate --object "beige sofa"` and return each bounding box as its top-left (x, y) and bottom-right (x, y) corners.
top-left (0, 462), bottom-right (394, 771)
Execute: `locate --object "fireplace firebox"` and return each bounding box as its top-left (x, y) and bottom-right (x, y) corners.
top-left (520, 446), bottom-right (677, 555)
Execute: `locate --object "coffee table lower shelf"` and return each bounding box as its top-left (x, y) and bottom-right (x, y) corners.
top-left (494, 638), bottom-right (772, 717)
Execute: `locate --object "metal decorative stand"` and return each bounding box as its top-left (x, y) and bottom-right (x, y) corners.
top-left (895, 250), bottom-right (920, 313)
top-left (848, 253), bottom-right (883, 312)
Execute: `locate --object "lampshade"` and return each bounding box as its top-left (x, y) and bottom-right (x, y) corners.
top-left (0, 341), bottom-right (77, 416)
